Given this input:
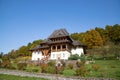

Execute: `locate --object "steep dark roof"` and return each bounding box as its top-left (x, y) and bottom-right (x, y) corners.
top-left (48, 29), bottom-right (69, 38)
top-left (40, 39), bottom-right (52, 44)
top-left (30, 28), bottom-right (86, 51)
top-left (49, 39), bottom-right (71, 44)
top-left (30, 45), bottom-right (49, 51)
top-left (72, 40), bottom-right (85, 46)
top-left (30, 45), bottom-right (41, 51)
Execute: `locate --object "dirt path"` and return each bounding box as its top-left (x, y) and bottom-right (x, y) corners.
top-left (0, 69), bottom-right (114, 80)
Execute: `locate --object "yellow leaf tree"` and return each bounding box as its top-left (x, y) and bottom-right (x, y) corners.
top-left (83, 29), bottom-right (103, 49)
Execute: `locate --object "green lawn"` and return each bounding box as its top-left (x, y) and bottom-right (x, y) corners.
top-left (86, 60), bottom-right (120, 79)
top-left (0, 74), bottom-right (49, 80)
top-left (62, 60), bottom-right (120, 80)
top-left (1, 60), bottom-right (120, 80)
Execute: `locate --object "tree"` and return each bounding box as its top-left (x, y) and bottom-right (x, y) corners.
top-left (70, 32), bottom-right (85, 44)
top-left (70, 33), bottom-right (80, 40)
top-left (0, 52), bottom-right (3, 58)
top-left (95, 27), bottom-right (108, 44)
top-left (17, 46), bottom-right (28, 56)
top-left (109, 44), bottom-right (120, 60)
top-left (111, 24), bottom-right (120, 44)
top-left (7, 49), bottom-right (16, 59)
top-left (83, 29), bottom-right (103, 49)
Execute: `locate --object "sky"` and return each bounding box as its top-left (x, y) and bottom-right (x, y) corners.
top-left (0, 0), bottom-right (120, 54)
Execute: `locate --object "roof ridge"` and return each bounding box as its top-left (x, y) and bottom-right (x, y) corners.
top-left (48, 28), bottom-right (69, 38)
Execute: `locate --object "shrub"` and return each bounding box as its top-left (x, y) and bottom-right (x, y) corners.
top-left (47, 61), bottom-right (55, 67)
top-left (76, 61), bottom-right (84, 68)
top-left (68, 54), bottom-right (80, 60)
top-left (0, 59), bottom-right (2, 67)
top-left (2, 61), bottom-right (11, 68)
top-left (80, 54), bottom-right (86, 63)
top-left (92, 64), bottom-right (100, 71)
top-left (111, 65), bottom-right (116, 68)
top-left (62, 69), bottom-right (76, 76)
top-left (32, 68), bottom-right (40, 72)
top-left (60, 60), bottom-right (66, 67)
top-left (26, 64), bottom-right (41, 73)
top-left (101, 71), bottom-right (107, 77)
top-left (115, 71), bottom-right (120, 79)
top-left (68, 63), bottom-right (74, 69)
top-left (46, 66), bottom-right (56, 74)
top-left (40, 63), bottom-right (48, 73)
top-left (75, 66), bottom-right (88, 77)
top-left (17, 62), bottom-right (27, 70)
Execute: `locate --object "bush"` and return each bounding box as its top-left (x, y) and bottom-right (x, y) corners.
top-left (115, 71), bottom-right (120, 79)
top-left (111, 65), bottom-right (116, 68)
top-left (32, 68), bottom-right (40, 72)
top-left (17, 62), bottom-right (27, 70)
top-left (92, 64), bottom-right (100, 71)
top-left (68, 54), bottom-right (80, 60)
top-left (76, 61), bottom-right (84, 68)
top-left (46, 66), bottom-right (56, 74)
top-left (62, 69), bottom-right (76, 76)
top-left (2, 61), bottom-right (11, 68)
top-left (68, 63), bottom-right (74, 69)
top-left (80, 54), bottom-right (86, 63)
top-left (60, 60), bottom-right (66, 67)
top-left (75, 66), bottom-right (88, 77)
top-left (101, 71), bottom-right (107, 77)
top-left (26, 64), bottom-right (41, 73)
top-left (40, 63), bottom-right (48, 73)
top-left (47, 61), bottom-right (55, 67)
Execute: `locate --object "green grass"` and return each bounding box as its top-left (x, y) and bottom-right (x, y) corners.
top-left (86, 60), bottom-right (120, 79)
top-left (1, 60), bottom-right (120, 80)
top-left (0, 74), bottom-right (49, 80)
top-left (25, 64), bottom-right (41, 72)
top-left (62, 69), bottom-right (76, 76)
top-left (62, 60), bottom-right (120, 80)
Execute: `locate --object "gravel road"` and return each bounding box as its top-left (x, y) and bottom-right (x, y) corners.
top-left (0, 69), bottom-right (114, 80)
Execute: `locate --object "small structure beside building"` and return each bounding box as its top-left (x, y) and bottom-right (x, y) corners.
top-left (30, 29), bottom-right (86, 61)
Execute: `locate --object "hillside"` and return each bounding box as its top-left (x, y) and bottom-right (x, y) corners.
top-left (0, 24), bottom-right (120, 59)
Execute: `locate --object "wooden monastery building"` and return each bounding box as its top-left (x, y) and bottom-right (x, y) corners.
top-left (30, 29), bottom-right (86, 61)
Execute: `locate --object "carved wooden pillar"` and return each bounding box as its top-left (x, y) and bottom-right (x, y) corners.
top-left (51, 46), bottom-right (52, 51)
top-left (61, 45), bottom-right (62, 50)
top-left (56, 45), bottom-right (57, 51)
top-left (66, 44), bottom-right (68, 49)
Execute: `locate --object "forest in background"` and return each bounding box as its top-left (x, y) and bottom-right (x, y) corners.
top-left (0, 24), bottom-right (120, 60)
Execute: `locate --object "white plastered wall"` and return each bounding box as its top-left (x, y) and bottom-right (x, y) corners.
top-left (32, 51), bottom-right (43, 60)
top-left (50, 51), bottom-right (71, 60)
top-left (71, 47), bottom-right (84, 56)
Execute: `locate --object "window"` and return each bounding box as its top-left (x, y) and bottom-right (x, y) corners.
top-left (62, 45), bottom-right (66, 49)
top-left (63, 53), bottom-right (65, 58)
top-left (53, 54), bottom-right (55, 58)
top-left (52, 46), bottom-right (56, 49)
top-left (57, 45), bottom-right (60, 49)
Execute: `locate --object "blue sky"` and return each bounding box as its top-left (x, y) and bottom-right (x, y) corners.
top-left (0, 0), bottom-right (120, 54)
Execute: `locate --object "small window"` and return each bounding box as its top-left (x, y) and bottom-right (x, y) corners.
top-left (62, 45), bottom-right (66, 49)
top-left (53, 46), bottom-right (56, 49)
top-left (57, 45), bottom-right (60, 49)
top-left (63, 53), bottom-right (65, 58)
top-left (53, 54), bottom-right (55, 58)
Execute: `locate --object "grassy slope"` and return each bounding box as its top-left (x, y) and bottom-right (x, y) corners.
top-left (62, 60), bottom-right (120, 79)
top-left (0, 74), bottom-right (48, 80)
top-left (86, 60), bottom-right (120, 79)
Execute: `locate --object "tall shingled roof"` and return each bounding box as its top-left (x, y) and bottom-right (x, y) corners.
top-left (48, 29), bottom-right (69, 38)
top-left (30, 28), bottom-right (86, 51)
